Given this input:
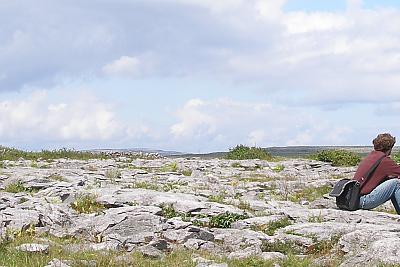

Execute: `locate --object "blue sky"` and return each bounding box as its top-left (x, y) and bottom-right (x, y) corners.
top-left (1, 0), bottom-right (400, 152)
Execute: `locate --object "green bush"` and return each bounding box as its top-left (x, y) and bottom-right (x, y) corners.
top-left (226, 145), bottom-right (273, 160)
top-left (392, 152), bottom-right (400, 164)
top-left (70, 194), bottom-right (104, 214)
top-left (312, 149), bottom-right (361, 166)
top-left (209, 212), bottom-right (248, 228)
top-left (4, 181), bottom-right (27, 193)
top-left (0, 146), bottom-right (108, 161)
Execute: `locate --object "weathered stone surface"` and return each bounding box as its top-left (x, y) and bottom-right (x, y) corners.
top-left (44, 258), bottom-right (72, 267)
top-left (193, 256), bottom-right (228, 267)
top-left (16, 243), bottom-right (49, 253)
top-left (2, 156), bottom-right (400, 266)
top-left (228, 245), bottom-right (262, 259)
top-left (260, 252), bottom-right (288, 261)
top-left (137, 244), bottom-right (164, 259)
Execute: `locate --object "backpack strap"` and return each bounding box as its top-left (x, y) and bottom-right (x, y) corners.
top-left (359, 154), bottom-right (386, 190)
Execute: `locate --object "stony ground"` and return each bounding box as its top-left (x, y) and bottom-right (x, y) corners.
top-left (1, 156), bottom-right (400, 267)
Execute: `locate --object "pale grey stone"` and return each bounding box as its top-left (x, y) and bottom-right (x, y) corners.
top-left (16, 243), bottom-right (49, 253)
top-left (260, 252), bottom-right (288, 261)
top-left (137, 245), bottom-right (164, 259)
top-left (228, 245), bottom-right (262, 259)
top-left (44, 258), bottom-right (72, 267)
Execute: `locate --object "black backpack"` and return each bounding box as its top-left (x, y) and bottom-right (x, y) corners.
top-left (329, 155), bottom-right (385, 211)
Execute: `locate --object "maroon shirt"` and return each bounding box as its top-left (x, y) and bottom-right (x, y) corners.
top-left (354, 150), bottom-right (400, 195)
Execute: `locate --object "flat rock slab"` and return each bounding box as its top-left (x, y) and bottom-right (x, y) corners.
top-left (16, 243), bottom-right (49, 253)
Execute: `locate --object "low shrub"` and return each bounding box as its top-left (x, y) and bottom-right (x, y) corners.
top-left (105, 169), bottom-right (121, 182)
top-left (0, 146), bottom-right (108, 161)
top-left (272, 164), bottom-right (285, 173)
top-left (393, 152), bottom-right (400, 164)
top-left (312, 149), bottom-right (361, 166)
top-left (70, 194), bottom-right (104, 214)
top-left (226, 145), bottom-right (273, 160)
top-left (209, 212), bottom-right (248, 228)
top-left (4, 181), bottom-right (37, 194)
top-left (160, 162), bottom-right (178, 172)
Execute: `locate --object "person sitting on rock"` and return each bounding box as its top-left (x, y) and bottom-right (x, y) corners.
top-left (355, 133), bottom-right (400, 214)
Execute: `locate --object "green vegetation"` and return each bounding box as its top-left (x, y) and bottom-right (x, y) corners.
top-left (288, 185), bottom-right (332, 203)
top-left (0, 146), bottom-right (108, 161)
top-left (237, 200), bottom-right (252, 212)
top-left (251, 217), bottom-right (293, 236)
top-left (105, 169), bottom-right (122, 183)
top-left (226, 145), bottom-right (273, 160)
top-left (130, 181), bottom-right (159, 191)
top-left (264, 218), bottom-right (292, 236)
top-left (393, 152), bottom-right (400, 164)
top-left (231, 162), bottom-right (243, 168)
top-left (4, 181), bottom-right (37, 194)
top-left (0, 230), bottom-right (319, 267)
top-left (4, 181), bottom-right (26, 193)
top-left (311, 149), bottom-right (361, 167)
top-left (159, 204), bottom-right (247, 229)
top-left (208, 192), bottom-right (227, 204)
top-left (160, 162), bottom-right (178, 172)
top-left (180, 169), bottom-right (193, 176)
top-left (262, 240), bottom-right (302, 255)
top-left (306, 235), bottom-right (341, 256)
top-left (272, 164), bottom-right (285, 173)
top-left (70, 194), bottom-right (105, 214)
top-left (47, 173), bottom-right (66, 182)
top-left (308, 214), bottom-right (324, 223)
top-left (160, 204), bottom-right (180, 219)
top-left (208, 212), bottom-right (248, 228)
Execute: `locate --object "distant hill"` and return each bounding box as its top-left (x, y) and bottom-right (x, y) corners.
top-left (89, 146), bottom-right (399, 159)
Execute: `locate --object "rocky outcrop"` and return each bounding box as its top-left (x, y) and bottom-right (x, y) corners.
top-left (0, 157), bottom-right (398, 266)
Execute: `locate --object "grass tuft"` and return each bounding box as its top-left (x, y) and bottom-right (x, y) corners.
top-left (70, 194), bottom-right (105, 214)
top-left (288, 185), bottom-right (332, 203)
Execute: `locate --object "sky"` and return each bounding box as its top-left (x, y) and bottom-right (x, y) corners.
top-left (1, 0), bottom-right (400, 153)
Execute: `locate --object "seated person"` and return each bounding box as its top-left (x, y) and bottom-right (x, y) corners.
top-left (355, 133), bottom-right (400, 213)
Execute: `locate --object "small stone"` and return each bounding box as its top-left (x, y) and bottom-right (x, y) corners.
top-left (193, 256), bottom-right (228, 267)
top-left (15, 243), bottom-right (49, 254)
top-left (228, 245), bottom-right (262, 259)
top-left (137, 245), bottom-right (164, 259)
top-left (184, 238), bottom-right (205, 250)
top-left (44, 258), bottom-right (72, 267)
top-left (260, 252), bottom-right (288, 261)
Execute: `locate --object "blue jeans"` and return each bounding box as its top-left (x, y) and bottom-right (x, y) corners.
top-left (359, 178), bottom-right (400, 214)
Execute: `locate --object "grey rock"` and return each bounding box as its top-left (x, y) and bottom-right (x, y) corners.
top-left (149, 239), bottom-right (169, 251)
top-left (228, 245), bottom-right (262, 259)
top-left (15, 243), bottom-right (49, 253)
top-left (137, 244), bottom-right (164, 259)
top-left (44, 258), bottom-right (72, 267)
top-left (260, 252), bottom-right (288, 261)
top-left (193, 256), bottom-right (228, 267)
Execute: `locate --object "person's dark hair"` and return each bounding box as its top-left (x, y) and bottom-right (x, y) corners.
top-left (373, 133), bottom-right (396, 152)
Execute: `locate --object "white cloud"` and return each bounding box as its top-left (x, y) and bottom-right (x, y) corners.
top-left (255, 0), bottom-right (287, 21)
top-left (169, 98), bottom-right (353, 151)
top-left (2, 1), bottom-right (400, 106)
top-left (170, 99), bottom-right (217, 138)
top-left (102, 56), bottom-right (141, 77)
top-left (0, 90), bottom-right (120, 142)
